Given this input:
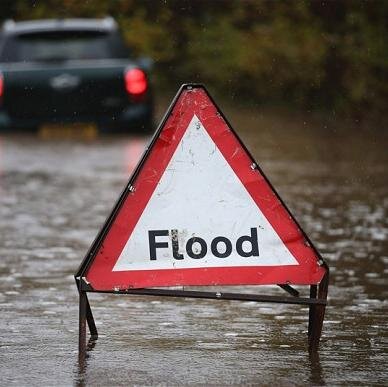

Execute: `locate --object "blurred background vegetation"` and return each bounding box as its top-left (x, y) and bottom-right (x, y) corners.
top-left (1, 0), bottom-right (387, 122)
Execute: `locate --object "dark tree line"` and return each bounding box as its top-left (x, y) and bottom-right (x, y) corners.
top-left (1, 0), bottom-right (387, 119)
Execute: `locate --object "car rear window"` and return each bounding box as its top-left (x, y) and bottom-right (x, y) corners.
top-left (0, 30), bottom-right (130, 62)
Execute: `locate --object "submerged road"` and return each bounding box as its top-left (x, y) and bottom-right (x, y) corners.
top-left (0, 103), bottom-right (387, 385)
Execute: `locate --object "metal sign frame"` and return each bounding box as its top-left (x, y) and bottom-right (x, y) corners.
top-left (75, 84), bottom-right (329, 364)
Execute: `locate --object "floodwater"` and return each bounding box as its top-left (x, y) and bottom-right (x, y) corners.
top-left (0, 101), bottom-right (387, 386)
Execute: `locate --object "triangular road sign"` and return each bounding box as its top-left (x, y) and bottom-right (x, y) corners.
top-left (77, 84), bottom-right (326, 291)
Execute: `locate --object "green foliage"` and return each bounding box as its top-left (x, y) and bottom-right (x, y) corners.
top-left (2, 0), bottom-right (387, 118)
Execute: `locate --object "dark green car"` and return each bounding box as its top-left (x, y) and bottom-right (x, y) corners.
top-left (0, 17), bottom-right (153, 133)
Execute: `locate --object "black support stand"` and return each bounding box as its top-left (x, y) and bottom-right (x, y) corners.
top-left (308, 267), bottom-right (329, 352)
top-left (77, 268), bottom-right (329, 364)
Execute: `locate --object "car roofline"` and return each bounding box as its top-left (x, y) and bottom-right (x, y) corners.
top-left (1, 17), bottom-right (117, 35)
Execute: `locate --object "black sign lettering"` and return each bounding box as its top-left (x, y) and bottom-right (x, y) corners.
top-left (211, 236), bottom-right (232, 258)
top-left (148, 230), bottom-right (169, 260)
top-left (236, 228), bottom-right (259, 257)
top-left (186, 237), bottom-right (207, 259)
top-left (171, 229), bottom-right (184, 260)
top-left (148, 228), bottom-right (260, 260)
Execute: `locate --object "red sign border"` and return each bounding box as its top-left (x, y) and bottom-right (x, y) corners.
top-left (76, 84), bottom-right (327, 290)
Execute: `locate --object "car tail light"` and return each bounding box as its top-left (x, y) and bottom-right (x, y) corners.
top-left (0, 72), bottom-right (3, 99)
top-left (124, 68), bottom-right (147, 97)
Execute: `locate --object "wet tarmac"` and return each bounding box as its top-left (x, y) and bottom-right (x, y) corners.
top-left (0, 103), bottom-right (387, 385)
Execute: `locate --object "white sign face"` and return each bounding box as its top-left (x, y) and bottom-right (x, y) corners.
top-left (113, 115), bottom-right (298, 272)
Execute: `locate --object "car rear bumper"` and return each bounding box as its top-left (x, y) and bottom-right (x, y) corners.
top-left (0, 102), bottom-right (153, 132)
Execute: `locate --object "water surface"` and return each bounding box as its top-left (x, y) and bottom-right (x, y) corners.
top-left (0, 104), bottom-right (387, 385)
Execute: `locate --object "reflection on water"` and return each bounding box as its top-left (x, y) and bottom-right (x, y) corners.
top-left (0, 104), bottom-right (387, 385)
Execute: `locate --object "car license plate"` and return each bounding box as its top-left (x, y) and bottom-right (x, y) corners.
top-left (38, 122), bottom-right (98, 139)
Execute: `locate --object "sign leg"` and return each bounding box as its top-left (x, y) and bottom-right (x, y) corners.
top-left (308, 284), bottom-right (317, 337)
top-left (78, 291), bottom-right (87, 365)
top-left (86, 296), bottom-right (98, 340)
top-left (308, 269), bottom-right (329, 352)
